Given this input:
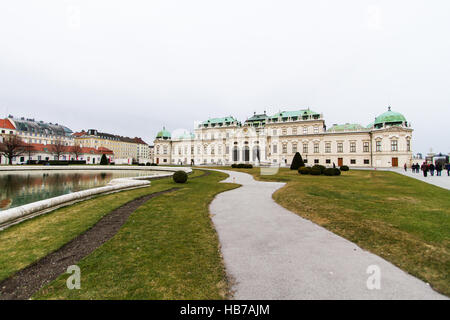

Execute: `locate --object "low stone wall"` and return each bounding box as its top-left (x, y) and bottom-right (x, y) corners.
top-left (0, 166), bottom-right (192, 230)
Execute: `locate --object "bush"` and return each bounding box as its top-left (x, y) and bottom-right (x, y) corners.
top-left (231, 163), bottom-right (253, 169)
top-left (146, 162), bottom-right (151, 166)
top-left (100, 154), bottom-right (108, 165)
top-left (340, 165), bottom-right (349, 171)
top-left (312, 165), bottom-right (326, 174)
top-left (173, 170), bottom-right (188, 183)
top-left (298, 166), bottom-right (311, 175)
top-left (150, 163), bottom-right (158, 166)
top-left (310, 168), bottom-right (321, 175)
top-left (324, 168), bottom-right (341, 176)
top-left (290, 152), bottom-right (305, 170)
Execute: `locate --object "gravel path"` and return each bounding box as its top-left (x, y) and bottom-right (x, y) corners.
top-left (209, 169), bottom-right (447, 300)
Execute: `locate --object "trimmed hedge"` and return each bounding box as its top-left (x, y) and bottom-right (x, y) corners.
top-left (290, 152), bottom-right (305, 170)
top-left (173, 170), bottom-right (188, 183)
top-left (310, 168), bottom-right (321, 175)
top-left (231, 163), bottom-right (253, 169)
top-left (312, 165), bottom-right (326, 174)
top-left (324, 168), bottom-right (341, 176)
top-left (340, 165), bottom-right (349, 171)
top-left (298, 166), bottom-right (311, 175)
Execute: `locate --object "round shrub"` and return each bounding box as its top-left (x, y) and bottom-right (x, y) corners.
top-left (310, 168), bottom-right (321, 175)
top-left (324, 168), bottom-right (335, 176)
top-left (173, 170), bottom-right (188, 183)
top-left (340, 165), bottom-right (349, 171)
top-left (298, 166), bottom-right (311, 175)
top-left (334, 168), bottom-right (341, 176)
top-left (312, 165), bottom-right (326, 174)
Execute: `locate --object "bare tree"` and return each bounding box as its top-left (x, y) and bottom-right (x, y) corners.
top-left (51, 139), bottom-right (66, 160)
top-left (0, 135), bottom-right (26, 164)
top-left (72, 144), bottom-right (83, 160)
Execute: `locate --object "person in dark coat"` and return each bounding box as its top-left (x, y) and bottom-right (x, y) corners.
top-left (446, 163), bottom-right (450, 176)
top-left (436, 163), bottom-right (443, 176)
top-left (429, 163), bottom-right (435, 176)
top-left (416, 163), bottom-right (420, 173)
top-left (421, 162), bottom-right (428, 177)
top-left (404, 163), bottom-right (407, 172)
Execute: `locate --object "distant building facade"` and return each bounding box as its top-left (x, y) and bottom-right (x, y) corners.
top-left (153, 107), bottom-right (413, 168)
top-left (73, 129), bottom-right (150, 164)
top-left (7, 115), bottom-right (74, 146)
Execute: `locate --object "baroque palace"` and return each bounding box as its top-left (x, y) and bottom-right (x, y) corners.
top-left (153, 107), bottom-right (413, 168)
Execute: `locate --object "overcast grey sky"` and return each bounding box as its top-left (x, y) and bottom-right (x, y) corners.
top-left (0, 0), bottom-right (449, 154)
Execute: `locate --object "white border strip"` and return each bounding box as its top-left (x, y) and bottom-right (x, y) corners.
top-left (0, 166), bottom-right (191, 230)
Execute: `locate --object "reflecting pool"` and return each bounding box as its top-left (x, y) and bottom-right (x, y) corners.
top-left (0, 170), bottom-right (161, 211)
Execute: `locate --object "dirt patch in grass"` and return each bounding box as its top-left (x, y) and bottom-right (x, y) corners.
top-left (0, 188), bottom-right (179, 300)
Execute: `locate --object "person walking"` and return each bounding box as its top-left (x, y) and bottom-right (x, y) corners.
top-left (436, 162), bottom-right (442, 176)
top-left (429, 163), bottom-right (435, 176)
top-left (416, 163), bottom-right (420, 173)
top-left (421, 162), bottom-right (428, 177)
top-left (445, 163), bottom-right (450, 176)
top-left (404, 163), bottom-right (407, 172)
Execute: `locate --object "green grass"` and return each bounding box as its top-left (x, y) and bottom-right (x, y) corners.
top-left (0, 168), bottom-right (205, 282)
top-left (217, 167), bottom-right (450, 296)
top-left (33, 170), bottom-right (238, 299)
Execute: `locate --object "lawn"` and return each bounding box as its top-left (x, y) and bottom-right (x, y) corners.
top-left (220, 167), bottom-right (450, 296)
top-left (32, 170), bottom-right (238, 299)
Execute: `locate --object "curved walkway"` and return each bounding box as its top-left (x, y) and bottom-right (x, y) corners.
top-left (209, 169), bottom-right (446, 300)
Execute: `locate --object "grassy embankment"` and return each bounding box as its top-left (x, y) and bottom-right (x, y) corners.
top-left (0, 169), bottom-right (239, 299)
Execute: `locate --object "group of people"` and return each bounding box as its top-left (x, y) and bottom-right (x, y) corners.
top-left (407, 162), bottom-right (450, 177)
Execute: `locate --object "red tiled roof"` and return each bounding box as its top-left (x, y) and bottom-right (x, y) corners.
top-left (0, 118), bottom-right (16, 130)
top-left (72, 131), bottom-right (86, 137)
top-left (133, 137), bottom-right (148, 145)
top-left (24, 143), bottom-right (113, 155)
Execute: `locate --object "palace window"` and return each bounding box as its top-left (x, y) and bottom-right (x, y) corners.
top-left (363, 142), bottom-right (369, 152)
top-left (197, 146), bottom-right (201, 154)
top-left (350, 159), bottom-right (356, 164)
top-left (325, 142), bottom-right (331, 153)
top-left (282, 128), bottom-right (287, 135)
top-left (273, 144), bottom-right (278, 154)
top-left (337, 143), bottom-right (343, 153)
top-left (282, 143), bottom-right (287, 154)
top-left (211, 146), bottom-right (215, 155)
top-left (303, 127), bottom-right (308, 134)
top-left (376, 141), bottom-right (382, 152)
top-left (273, 129), bottom-right (277, 136)
top-left (163, 146), bottom-right (168, 155)
top-left (303, 143), bottom-right (308, 154)
top-left (314, 143), bottom-right (319, 153)
top-left (314, 126), bottom-right (319, 134)
top-left (314, 159), bottom-right (319, 164)
top-left (391, 140), bottom-right (398, 151)
top-left (292, 127), bottom-right (297, 135)
top-left (407, 140), bottom-right (411, 151)
top-left (326, 159), bottom-right (331, 164)
top-left (350, 142), bottom-right (356, 153)
top-left (364, 159), bottom-right (370, 164)
top-left (292, 142), bottom-right (297, 153)
top-left (226, 145), bottom-right (229, 154)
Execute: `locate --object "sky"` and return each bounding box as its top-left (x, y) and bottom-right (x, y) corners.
top-left (0, 0), bottom-right (449, 154)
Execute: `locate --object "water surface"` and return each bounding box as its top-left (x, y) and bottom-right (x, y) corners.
top-left (0, 170), bottom-right (160, 211)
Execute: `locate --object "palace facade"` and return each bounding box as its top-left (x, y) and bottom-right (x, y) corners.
top-left (153, 107), bottom-right (413, 168)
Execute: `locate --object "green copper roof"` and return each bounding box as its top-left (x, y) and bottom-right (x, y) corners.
top-left (156, 127), bottom-right (171, 139)
top-left (327, 123), bottom-right (365, 132)
top-left (201, 116), bottom-right (238, 125)
top-left (247, 113), bottom-right (268, 122)
top-left (374, 107), bottom-right (406, 125)
top-left (271, 109), bottom-right (320, 119)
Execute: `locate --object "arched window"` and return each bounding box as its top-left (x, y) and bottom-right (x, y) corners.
top-left (242, 146), bottom-right (250, 162)
top-left (233, 146), bottom-right (239, 162)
